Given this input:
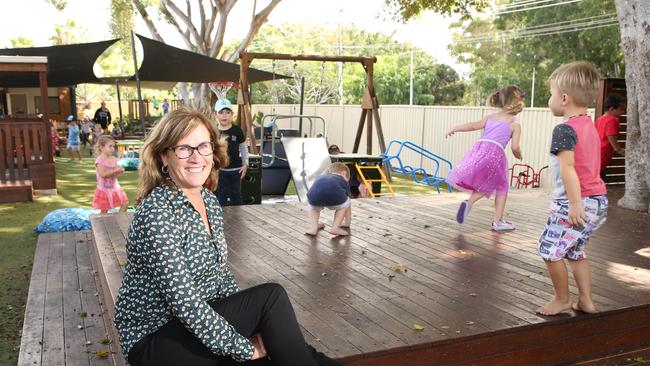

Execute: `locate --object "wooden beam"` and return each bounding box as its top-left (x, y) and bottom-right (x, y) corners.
top-left (39, 71), bottom-right (53, 163)
top-left (352, 109), bottom-right (367, 154)
top-left (242, 52), bottom-right (376, 64)
top-left (0, 63), bottom-right (47, 72)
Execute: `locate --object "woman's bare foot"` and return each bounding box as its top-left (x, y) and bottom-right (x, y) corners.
top-left (536, 298), bottom-right (572, 315)
top-left (305, 223), bottom-right (325, 236)
top-left (330, 227), bottom-right (349, 236)
top-left (572, 300), bottom-right (598, 314)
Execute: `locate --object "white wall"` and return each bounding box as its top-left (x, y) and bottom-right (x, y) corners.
top-left (252, 104), bottom-right (595, 176)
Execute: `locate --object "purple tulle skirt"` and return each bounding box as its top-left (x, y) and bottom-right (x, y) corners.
top-left (446, 140), bottom-right (509, 198)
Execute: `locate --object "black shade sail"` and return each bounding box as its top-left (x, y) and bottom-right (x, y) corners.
top-left (133, 34), bottom-right (286, 83)
top-left (0, 39), bottom-right (119, 87)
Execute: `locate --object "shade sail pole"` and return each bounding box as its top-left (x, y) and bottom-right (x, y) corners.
top-left (115, 79), bottom-right (125, 133)
top-left (131, 31), bottom-right (146, 137)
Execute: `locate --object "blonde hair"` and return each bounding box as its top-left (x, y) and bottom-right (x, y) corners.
top-left (94, 135), bottom-right (116, 157)
top-left (327, 162), bottom-right (350, 177)
top-left (136, 107), bottom-right (228, 203)
top-left (487, 85), bottom-right (525, 115)
top-left (547, 61), bottom-right (600, 107)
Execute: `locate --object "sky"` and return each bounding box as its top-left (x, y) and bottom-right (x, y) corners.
top-left (0, 0), bottom-right (467, 74)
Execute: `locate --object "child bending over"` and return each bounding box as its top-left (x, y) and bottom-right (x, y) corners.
top-left (306, 163), bottom-right (352, 236)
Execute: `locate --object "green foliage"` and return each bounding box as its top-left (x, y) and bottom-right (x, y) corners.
top-left (384, 0), bottom-right (489, 21)
top-left (50, 18), bottom-right (87, 45)
top-left (9, 37), bottom-right (34, 48)
top-left (241, 23), bottom-right (464, 105)
top-left (44, 0), bottom-right (67, 11)
top-left (449, 0), bottom-right (623, 106)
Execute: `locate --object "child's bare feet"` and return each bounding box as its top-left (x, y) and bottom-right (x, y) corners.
top-left (305, 223), bottom-right (325, 236)
top-left (536, 298), bottom-right (572, 315)
top-left (330, 227), bottom-right (349, 236)
top-left (572, 299), bottom-right (598, 314)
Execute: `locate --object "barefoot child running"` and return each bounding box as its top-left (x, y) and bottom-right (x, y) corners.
top-left (305, 163), bottom-right (352, 236)
top-left (92, 135), bottom-right (129, 214)
top-left (445, 85), bottom-right (524, 231)
top-left (536, 61), bottom-right (607, 316)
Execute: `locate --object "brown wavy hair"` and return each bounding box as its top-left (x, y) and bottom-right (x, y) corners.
top-left (136, 107), bottom-right (229, 203)
top-left (486, 85), bottom-right (525, 115)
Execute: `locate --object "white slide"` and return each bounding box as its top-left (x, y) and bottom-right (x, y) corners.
top-left (281, 137), bottom-right (331, 202)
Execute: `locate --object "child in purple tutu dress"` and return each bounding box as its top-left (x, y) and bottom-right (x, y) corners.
top-left (445, 85), bottom-right (524, 231)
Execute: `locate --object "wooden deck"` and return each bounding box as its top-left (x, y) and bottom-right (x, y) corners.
top-left (18, 232), bottom-right (121, 366)
top-left (224, 187), bottom-right (650, 364)
top-left (86, 187), bottom-right (650, 365)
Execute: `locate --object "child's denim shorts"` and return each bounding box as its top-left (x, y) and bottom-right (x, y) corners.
top-left (538, 195), bottom-right (608, 261)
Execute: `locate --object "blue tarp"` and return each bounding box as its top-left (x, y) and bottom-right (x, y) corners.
top-left (117, 157), bottom-right (140, 171)
top-left (35, 208), bottom-right (96, 233)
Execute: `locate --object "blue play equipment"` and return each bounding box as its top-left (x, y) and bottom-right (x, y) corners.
top-left (380, 140), bottom-right (453, 193)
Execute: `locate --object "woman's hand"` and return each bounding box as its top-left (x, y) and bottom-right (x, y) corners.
top-left (249, 333), bottom-right (267, 360)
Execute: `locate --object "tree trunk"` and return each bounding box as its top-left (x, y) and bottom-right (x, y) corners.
top-left (615, 0), bottom-right (650, 212)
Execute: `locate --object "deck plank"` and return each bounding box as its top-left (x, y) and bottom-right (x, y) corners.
top-left (17, 233), bottom-right (51, 366)
top-left (86, 188), bottom-right (650, 364)
top-left (41, 232), bottom-right (65, 366)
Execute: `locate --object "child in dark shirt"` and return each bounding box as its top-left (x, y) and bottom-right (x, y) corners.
top-left (306, 162), bottom-right (352, 236)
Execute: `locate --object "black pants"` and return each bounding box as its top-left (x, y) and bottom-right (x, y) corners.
top-left (217, 169), bottom-right (243, 206)
top-left (80, 132), bottom-right (89, 147)
top-left (127, 283), bottom-right (341, 366)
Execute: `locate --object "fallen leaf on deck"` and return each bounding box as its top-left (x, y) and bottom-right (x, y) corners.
top-left (97, 349), bottom-right (109, 358)
top-left (100, 338), bottom-right (111, 344)
top-left (469, 293), bottom-right (477, 297)
top-left (79, 312), bottom-right (88, 318)
top-left (466, 321), bottom-right (475, 325)
top-left (441, 326), bottom-right (450, 329)
top-left (361, 249), bottom-right (367, 255)
top-left (424, 224), bottom-right (431, 229)
top-left (412, 324), bottom-right (425, 331)
top-left (393, 263), bottom-right (404, 272)
top-left (321, 272), bottom-right (327, 277)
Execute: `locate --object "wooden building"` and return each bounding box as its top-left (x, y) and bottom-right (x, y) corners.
top-left (595, 78), bottom-right (626, 185)
top-left (0, 56), bottom-right (56, 203)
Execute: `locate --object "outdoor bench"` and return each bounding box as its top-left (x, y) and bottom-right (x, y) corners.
top-left (17, 231), bottom-right (124, 366)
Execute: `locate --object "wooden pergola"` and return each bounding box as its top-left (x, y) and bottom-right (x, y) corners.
top-left (237, 52), bottom-right (388, 157)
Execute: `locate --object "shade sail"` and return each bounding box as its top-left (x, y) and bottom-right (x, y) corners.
top-left (133, 34), bottom-right (286, 84)
top-left (0, 35), bottom-right (286, 88)
top-left (0, 39), bottom-right (119, 87)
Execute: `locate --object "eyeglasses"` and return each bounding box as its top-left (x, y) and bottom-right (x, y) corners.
top-left (167, 141), bottom-right (214, 159)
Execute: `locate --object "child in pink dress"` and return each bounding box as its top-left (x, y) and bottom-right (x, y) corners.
top-left (445, 85), bottom-right (524, 231)
top-left (92, 135), bottom-right (129, 213)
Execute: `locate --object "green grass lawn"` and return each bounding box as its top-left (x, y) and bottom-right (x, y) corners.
top-left (0, 150), bottom-right (447, 365)
top-left (0, 147), bottom-right (140, 366)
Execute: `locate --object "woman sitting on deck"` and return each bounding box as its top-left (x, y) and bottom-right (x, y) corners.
top-left (114, 107), bottom-right (340, 366)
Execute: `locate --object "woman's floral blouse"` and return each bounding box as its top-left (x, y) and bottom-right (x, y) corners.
top-left (114, 183), bottom-right (254, 361)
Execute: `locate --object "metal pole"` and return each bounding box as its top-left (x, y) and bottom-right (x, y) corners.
top-left (115, 79), bottom-right (125, 133)
top-left (409, 49), bottom-right (414, 105)
top-left (530, 65), bottom-right (536, 108)
top-left (130, 31), bottom-right (146, 137)
top-left (337, 9), bottom-right (344, 105)
top-left (299, 76), bottom-right (305, 136)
